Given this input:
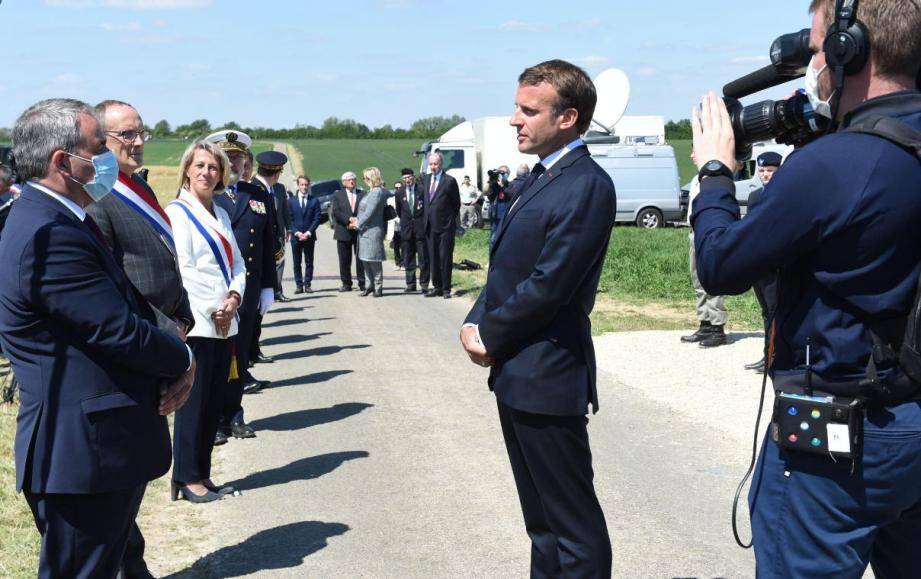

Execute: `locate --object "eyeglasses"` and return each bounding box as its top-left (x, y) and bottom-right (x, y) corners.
top-left (106, 129), bottom-right (150, 143)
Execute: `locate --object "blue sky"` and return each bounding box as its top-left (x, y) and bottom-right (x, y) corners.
top-left (1, 0), bottom-right (812, 130)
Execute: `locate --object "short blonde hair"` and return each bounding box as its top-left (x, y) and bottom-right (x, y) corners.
top-left (809, 0), bottom-right (921, 79)
top-left (178, 139), bottom-right (231, 192)
top-left (363, 166), bottom-right (383, 188)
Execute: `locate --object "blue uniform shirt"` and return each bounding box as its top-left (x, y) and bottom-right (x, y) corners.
top-left (692, 91), bottom-right (921, 380)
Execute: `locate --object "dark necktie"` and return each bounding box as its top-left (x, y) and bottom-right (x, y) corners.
top-left (429, 176), bottom-right (438, 201)
top-left (83, 214), bottom-right (111, 251)
top-left (517, 163), bottom-right (546, 200)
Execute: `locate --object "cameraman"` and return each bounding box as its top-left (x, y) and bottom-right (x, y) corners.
top-left (690, 0), bottom-right (921, 575)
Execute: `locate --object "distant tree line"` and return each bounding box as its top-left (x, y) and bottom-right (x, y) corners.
top-left (149, 115), bottom-right (467, 140)
top-left (665, 119), bottom-right (692, 140)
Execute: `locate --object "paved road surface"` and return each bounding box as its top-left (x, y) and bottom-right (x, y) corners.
top-left (146, 222), bottom-right (785, 578)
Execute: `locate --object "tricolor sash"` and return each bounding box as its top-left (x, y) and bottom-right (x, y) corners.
top-left (111, 174), bottom-right (175, 250)
top-left (169, 197), bottom-right (234, 287)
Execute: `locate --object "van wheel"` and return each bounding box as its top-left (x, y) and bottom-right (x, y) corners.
top-left (636, 208), bottom-right (664, 229)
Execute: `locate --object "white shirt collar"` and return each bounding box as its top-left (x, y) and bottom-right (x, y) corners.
top-left (540, 138), bottom-right (585, 171)
top-left (30, 181), bottom-right (86, 220)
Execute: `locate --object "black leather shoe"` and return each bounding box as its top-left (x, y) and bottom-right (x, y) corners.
top-left (360, 288), bottom-right (373, 297)
top-left (203, 481), bottom-right (236, 496)
top-left (231, 421), bottom-right (256, 438)
top-left (277, 294), bottom-right (291, 303)
top-left (699, 326), bottom-right (727, 348)
top-left (338, 285), bottom-right (352, 292)
top-left (214, 429), bottom-right (228, 446)
top-left (424, 289), bottom-right (442, 297)
top-left (373, 289), bottom-right (383, 298)
top-left (304, 286), bottom-right (314, 294)
top-left (744, 356), bottom-right (766, 371)
top-left (294, 287), bottom-right (304, 294)
top-left (247, 360), bottom-right (255, 369)
top-left (256, 353), bottom-right (274, 364)
top-left (680, 322), bottom-right (713, 343)
top-left (242, 380), bottom-right (262, 394)
top-left (443, 291), bottom-right (452, 299)
top-left (171, 482), bottom-right (222, 503)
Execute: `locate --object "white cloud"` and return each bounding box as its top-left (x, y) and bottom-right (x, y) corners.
top-left (499, 18), bottom-right (600, 34)
top-left (572, 55), bottom-right (609, 66)
top-left (499, 20), bottom-right (547, 33)
top-left (46, 0), bottom-right (211, 9)
top-left (731, 55), bottom-right (770, 64)
top-left (98, 21), bottom-right (141, 31)
top-left (635, 67), bottom-right (658, 77)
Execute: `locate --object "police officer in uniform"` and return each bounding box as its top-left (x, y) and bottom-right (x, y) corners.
top-left (205, 130), bottom-right (275, 441)
top-left (690, 0), bottom-right (921, 574)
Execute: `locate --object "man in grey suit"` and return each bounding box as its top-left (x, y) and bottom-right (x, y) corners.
top-left (85, 99), bottom-right (193, 579)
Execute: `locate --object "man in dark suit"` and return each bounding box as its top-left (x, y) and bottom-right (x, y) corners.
top-left (86, 99), bottom-right (194, 579)
top-left (422, 152), bottom-right (461, 298)
top-left (0, 98), bottom-right (194, 579)
top-left (395, 167), bottom-right (429, 292)
top-left (252, 151), bottom-right (292, 302)
top-left (331, 171), bottom-right (365, 291)
top-left (207, 131), bottom-right (275, 436)
top-left (289, 175), bottom-right (322, 293)
top-left (461, 60), bottom-right (616, 577)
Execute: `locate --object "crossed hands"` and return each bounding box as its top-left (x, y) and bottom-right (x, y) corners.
top-left (460, 325), bottom-right (493, 368)
top-left (348, 217), bottom-right (358, 231)
top-left (295, 231), bottom-right (312, 241)
top-left (211, 292), bottom-right (241, 338)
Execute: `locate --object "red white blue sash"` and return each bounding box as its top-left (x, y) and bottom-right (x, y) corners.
top-left (110, 174), bottom-right (175, 250)
top-left (169, 194), bottom-right (234, 287)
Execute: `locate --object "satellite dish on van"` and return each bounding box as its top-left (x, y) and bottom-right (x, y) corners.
top-left (592, 68), bottom-right (630, 132)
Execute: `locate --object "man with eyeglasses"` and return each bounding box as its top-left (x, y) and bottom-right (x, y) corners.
top-left (85, 99), bottom-right (193, 579)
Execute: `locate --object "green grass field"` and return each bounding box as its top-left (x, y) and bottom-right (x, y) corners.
top-left (290, 139), bottom-right (421, 184)
top-left (143, 139), bottom-right (274, 166)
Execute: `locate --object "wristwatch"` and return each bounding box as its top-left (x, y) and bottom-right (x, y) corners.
top-left (698, 160), bottom-right (733, 181)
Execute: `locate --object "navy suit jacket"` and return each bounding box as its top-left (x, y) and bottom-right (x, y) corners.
top-left (214, 181), bottom-right (276, 308)
top-left (0, 184), bottom-right (189, 493)
top-left (465, 146), bottom-right (616, 416)
top-left (395, 185), bottom-right (425, 240)
top-left (288, 194), bottom-right (321, 239)
top-left (422, 172), bottom-right (460, 234)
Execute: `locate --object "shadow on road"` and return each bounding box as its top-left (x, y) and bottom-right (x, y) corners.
top-left (227, 450), bottom-right (370, 491)
top-left (163, 520), bottom-right (349, 578)
top-left (261, 332), bottom-right (332, 347)
top-left (273, 344), bottom-right (370, 361)
top-left (265, 369), bottom-right (354, 389)
top-left (262, 317), bottom-right (335, 329)
top-left (249, 402), bottom-right (373, 432)
top-left (268, 306), bottom-right (314, 314)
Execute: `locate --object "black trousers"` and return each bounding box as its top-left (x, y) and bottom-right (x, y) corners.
top-left (337, 237), bottom-right (365, 289)
top-left (291, 238), bottom-right (316, 288)
top-left (25, 484), bottom-right (145, 579)
top-left (175, 337), bottom-right (230, 483)
top-left (121, 523), bottom-right (147, 577)
top-left (391, 230), bottom-right (403, 266)
top-left (427, 229), bottom-right (455, 293)
top-left (249, 312), bottom-right (263, 374)
top-left (224, 296), bottom-right (259, 422)
top-left (497, 401), bottom-right (612, 579)
top-left (401, 234), bottom-right (429, 288)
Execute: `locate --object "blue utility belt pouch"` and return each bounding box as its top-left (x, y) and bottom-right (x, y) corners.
top-left (771, 390), bottom-right (862, 459)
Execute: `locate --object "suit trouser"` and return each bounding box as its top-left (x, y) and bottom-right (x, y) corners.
top-left (749, 402), bottom-right (921, 577)
top-left (337, 238), bottom-right (365, 288)
top-left (291, 238), bottom-right (316, 288)
top-left (497, 400), bottom-right (612, 579)
top-left (174, 336), bottom-right (230, 483)
top-left (224, 296), bottom-right (259, 423)
top-left (275, 259), bottom-right (285, 294)
top-left (401, 234), bottom-right (429, 288)
top-left (121, 523), bottom-right (147, 577)
top-left (362, 260), bottom-right (384, 291)
top-left (688, 232), bottom-right (727, 325)
top-left (25, 484), bottom-right (145, 579)
top-left (427, 229), bottom-right (455, 293)
top-left (391, 230), bottom-right (403, 266)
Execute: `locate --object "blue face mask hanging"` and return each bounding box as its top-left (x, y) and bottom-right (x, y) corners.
top-left (65, 150), bottom-right (119, 202)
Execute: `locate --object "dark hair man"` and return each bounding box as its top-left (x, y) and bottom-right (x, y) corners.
top-left (0, 98), bottom-right (194, 578)
top-left (690, 0), bottom-right (921, 574)
top-left (461, 59), bottom-right (615, 577)
top-left (253, 150), bottom-right (291, 303)
top-left (289, 175), bottom-right (321, 293)
top-left (86, 99), bottom-right (195, 579)
top-left (395, 167), bottom-right (429, 292)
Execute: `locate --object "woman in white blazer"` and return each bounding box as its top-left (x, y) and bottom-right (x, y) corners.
top-left (165, 140), bottom-right (246, 503)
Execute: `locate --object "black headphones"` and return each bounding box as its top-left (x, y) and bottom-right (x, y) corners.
top-left (822, 0), bottom-right (870, 76)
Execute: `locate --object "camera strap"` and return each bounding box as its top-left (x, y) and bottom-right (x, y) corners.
top-left (843, 115), bottom-right (921, 162)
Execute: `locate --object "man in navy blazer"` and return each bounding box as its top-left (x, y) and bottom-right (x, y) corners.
top-left (289, 175), bottom-right (322, 293)
top-left (0, 99), bottom-right (194, 578)
top-left (421, 152), bottom-right (461, 298)
top-left (461, 61), bottom-right (616, 578)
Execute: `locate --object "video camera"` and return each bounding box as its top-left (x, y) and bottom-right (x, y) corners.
top-left (0, 146), bottom-right (19, 182)
top-left (722, 29), bottom-right (831, 161)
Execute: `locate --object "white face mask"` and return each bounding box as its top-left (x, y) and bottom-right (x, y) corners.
top-left (804, 56), bottom-right (835, 119)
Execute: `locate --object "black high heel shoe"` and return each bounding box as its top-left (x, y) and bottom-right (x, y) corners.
top-left (170, 481), bottom-right (223, 503)
top-left (203, 481), bottom-right (237, 496)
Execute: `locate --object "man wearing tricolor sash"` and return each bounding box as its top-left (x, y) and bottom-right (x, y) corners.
top-left (86, 100), bottom-right (194, 579)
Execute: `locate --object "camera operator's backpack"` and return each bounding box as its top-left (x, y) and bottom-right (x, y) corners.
top-left (842, 115), bottom-right (921, 396)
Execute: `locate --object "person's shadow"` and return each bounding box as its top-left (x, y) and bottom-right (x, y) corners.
top-left (265, 369), bottom-right (353, 390)
top-left (163, 520), bottom-right (349, 578)
top-left (226, 450), bottom-right (369, 491)
top-left (249, 402), bottom-right (373, 432)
